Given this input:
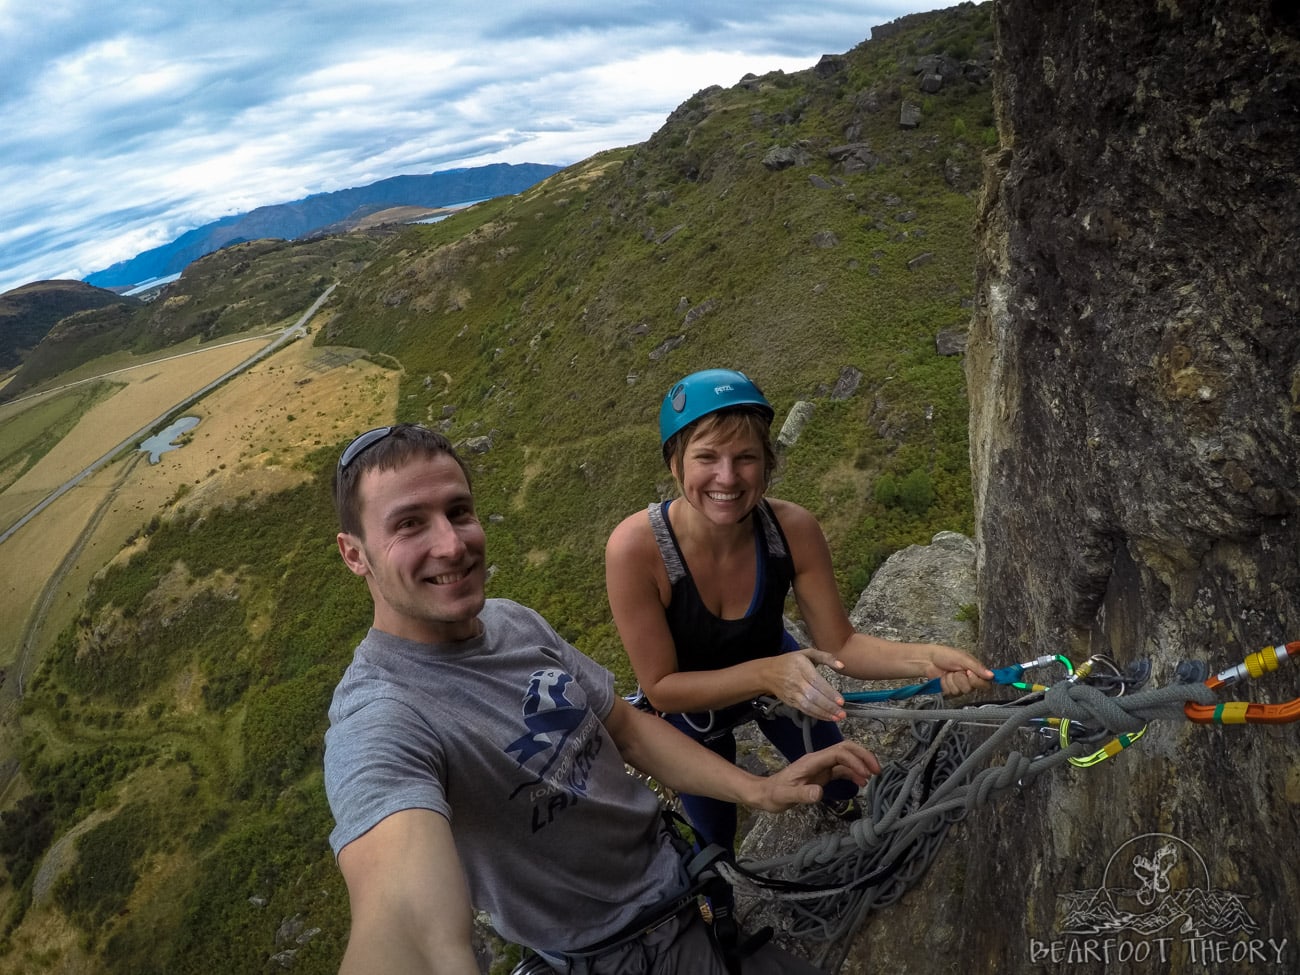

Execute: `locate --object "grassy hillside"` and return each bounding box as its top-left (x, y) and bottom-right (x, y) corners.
top-left (0, 235), bottom-right (381, 402)
top-left (0, 281), bottom-right (139, 374)
top-left (324, 7), bottom-right (994, 665)
top-left (1, 5), bottom-right (995, 973)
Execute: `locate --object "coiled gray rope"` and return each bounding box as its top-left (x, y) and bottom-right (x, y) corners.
top-left (726, 679), bottom-right (1220, 970)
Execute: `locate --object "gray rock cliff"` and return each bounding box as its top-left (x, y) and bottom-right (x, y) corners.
top-left (746, 3), bottom-right (1299, 973)
top-left (959, 1), bottom-right (1299, 972)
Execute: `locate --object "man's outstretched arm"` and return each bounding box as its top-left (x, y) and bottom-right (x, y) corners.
top-left (336, 808), bottom-right (479, 975)
top-left (603, 697), bottom-right (880, 813)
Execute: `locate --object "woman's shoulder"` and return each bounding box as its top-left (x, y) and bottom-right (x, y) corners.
top-left (607, 505), bottom-right (657, 556)
top-left (764, 496), bottom-right (816, 527)
top-left (764, 497), bottom-right (828, 548)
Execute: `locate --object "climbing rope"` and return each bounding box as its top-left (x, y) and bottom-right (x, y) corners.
top-left (722, 640), bottom-right (1299, 972)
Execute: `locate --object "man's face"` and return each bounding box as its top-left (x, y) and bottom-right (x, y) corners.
top-left (337, 453), bottom-right (487, 644)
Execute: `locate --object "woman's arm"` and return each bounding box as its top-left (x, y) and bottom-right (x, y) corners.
top-left (777, 499), bottom-right (992, 695)
top-left (605, 513), bottom-right (844, 717)
top-left (603, 697), bottom-right (879, 810)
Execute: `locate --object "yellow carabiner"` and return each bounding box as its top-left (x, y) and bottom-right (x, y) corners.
top-left (1060, 719), bottom-right (1147, 768)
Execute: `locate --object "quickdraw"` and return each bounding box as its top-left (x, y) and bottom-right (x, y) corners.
top-left (839, 654), bottom-right (1072, 703)
top-left (1184, 640), bottom-right (1300, 725)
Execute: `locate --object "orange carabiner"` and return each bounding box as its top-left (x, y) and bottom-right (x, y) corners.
top-left (1184, 642), bottom-right (1300, 724)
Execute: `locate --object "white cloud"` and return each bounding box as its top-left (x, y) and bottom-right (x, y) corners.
top-left (0, 0), bottom-right (954, 294)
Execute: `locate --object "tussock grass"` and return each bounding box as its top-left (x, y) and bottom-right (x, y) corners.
top-left (3, 6), bottom-right (996, 971)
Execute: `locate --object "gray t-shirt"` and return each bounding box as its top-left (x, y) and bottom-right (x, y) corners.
top-left (323, 598), bottom-right (684, 952)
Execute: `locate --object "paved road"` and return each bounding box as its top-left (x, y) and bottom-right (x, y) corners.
top-left (0, 284), bottom-right (337, 805)
top-left (0, 283), bottom-right (335, 545)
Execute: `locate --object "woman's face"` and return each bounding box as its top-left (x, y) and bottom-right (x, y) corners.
top-left (673, 423), bottom-right (767, 525)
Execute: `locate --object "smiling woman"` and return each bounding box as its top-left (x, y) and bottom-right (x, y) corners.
top-left (605, 368), bottom-right (992, 858)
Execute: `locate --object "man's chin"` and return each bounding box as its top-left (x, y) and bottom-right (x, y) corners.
top-left (450, 588), bottom-right (487, 620)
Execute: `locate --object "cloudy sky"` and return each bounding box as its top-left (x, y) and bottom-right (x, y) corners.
top-left (0, 1), bottom-right (952, 295)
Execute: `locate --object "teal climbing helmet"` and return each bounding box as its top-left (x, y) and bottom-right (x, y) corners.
top-left (658, 369), bottom-right (774, 458)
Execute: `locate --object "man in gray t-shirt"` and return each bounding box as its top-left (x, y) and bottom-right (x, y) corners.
top-left (325, 425), bottom-right (879, 974)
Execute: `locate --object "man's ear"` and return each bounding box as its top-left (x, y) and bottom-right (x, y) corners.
top-left (337, 532), bottom-right (370, 578)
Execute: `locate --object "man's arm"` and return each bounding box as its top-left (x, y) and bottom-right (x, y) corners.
top-left (602, 697), bottom-right (879, 812)
top-left (336, 808), bottom-right (479, 975)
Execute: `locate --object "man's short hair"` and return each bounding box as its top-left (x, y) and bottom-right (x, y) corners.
top-left (332, 424), bottom-right (472, 538)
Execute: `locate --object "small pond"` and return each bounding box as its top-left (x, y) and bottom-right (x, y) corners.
top-left (139, 416), bottom-right (201, 463)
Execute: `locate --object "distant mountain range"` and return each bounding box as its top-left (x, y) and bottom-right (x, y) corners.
top-left (83, 162), bottom-right (562, 291)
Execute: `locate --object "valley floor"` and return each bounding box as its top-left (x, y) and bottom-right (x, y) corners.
top-left (0, 303), bottom-right (401, 972)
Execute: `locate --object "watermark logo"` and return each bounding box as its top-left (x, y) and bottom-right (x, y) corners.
top-left (1030, 832), bottom-right (1290, 968)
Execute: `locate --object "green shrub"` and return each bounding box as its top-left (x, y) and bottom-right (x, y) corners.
top-left (54, 803), bottom-right (155, 935)
top-left (240, 665), bottom-right (337, 801)
top-left (0, 794), bottom-right (54, 890)
top-left (874, 473), bottom-right (901, 507)
top-left (898, 468), bottom-right (936, 516)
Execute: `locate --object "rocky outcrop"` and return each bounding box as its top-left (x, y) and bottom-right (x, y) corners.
top-left (957, 1), bottom-right (1300, 972)
top-left (776, 401), bottom-right (816, 449)
top-left (734, 532), bottom-right (980, 973)
top-left (749, 5), bottom-right (1299, 973)
top-left (848, 531), bottom-right (977, 647)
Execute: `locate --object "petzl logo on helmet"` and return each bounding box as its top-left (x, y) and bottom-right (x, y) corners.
top-left (713, 384), bottom-right (735, 395)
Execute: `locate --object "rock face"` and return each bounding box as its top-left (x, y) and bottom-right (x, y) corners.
top-left (956, 1), bottom-right (1300, 972)
top-left (770, 4), bottom-right (1300, 974)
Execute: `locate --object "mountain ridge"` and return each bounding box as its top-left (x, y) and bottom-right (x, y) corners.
top-left (0, 280), bottom-right (138, 372)
top-left (82, 162), bottom-right (563, 291)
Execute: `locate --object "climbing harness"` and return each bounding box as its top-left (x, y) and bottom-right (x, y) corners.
top-left (512, 810), bottom-right (764, 975)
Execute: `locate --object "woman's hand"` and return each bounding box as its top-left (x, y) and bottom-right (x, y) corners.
top-left (764, 647), bottom-right (847, 722)
top-left (921, 645), bottom-right (994, 696)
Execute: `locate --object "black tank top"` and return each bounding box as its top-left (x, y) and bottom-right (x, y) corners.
top-left (648, 499), bottom-right (796, 672)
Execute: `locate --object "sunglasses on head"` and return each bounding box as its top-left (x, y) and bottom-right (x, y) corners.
top-left (337, 426), bottom-right (394, 472)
